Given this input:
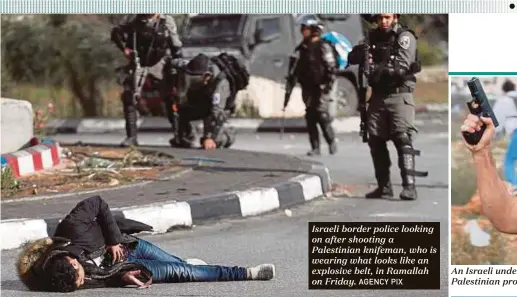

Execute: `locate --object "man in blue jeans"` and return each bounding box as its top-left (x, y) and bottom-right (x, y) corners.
top-left (492, 80), bottom-right (517, 190)
top-left (17, 196), bottom-right (275, 292)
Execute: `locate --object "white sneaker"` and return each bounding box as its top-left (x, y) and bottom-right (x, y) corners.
top-left (247, 264), bottom-right (275, 280)
top-left (185, 258), bottom-right (207, 265)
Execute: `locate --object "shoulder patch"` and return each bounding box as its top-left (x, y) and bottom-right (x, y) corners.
top-left (212, 93), bottom-right (221, 105)
top-left (398, 35), bottom-right (411, 50)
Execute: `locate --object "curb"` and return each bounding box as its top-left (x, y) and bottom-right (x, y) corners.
top-left (0, 163), bottom-right (331, 250)
top-left (45, 103), bottom-right (448, 135)
top-left (1, 142), bottom-right (61, 177)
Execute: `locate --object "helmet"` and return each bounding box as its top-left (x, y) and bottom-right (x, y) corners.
top-left (298, 14), bottom-right (324, 31)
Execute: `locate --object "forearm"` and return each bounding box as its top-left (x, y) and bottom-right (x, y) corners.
top-left (473, 148), bottom-right (517, 233)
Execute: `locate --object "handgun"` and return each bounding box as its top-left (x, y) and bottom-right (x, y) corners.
top-left (462, 77), bottom-right (500, 145)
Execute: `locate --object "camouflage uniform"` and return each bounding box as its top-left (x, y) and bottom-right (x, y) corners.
top-left (348, 22), bottom-right (423, 200)
top-left (169, 54), bottom-right (236, 149)
top-left (111, 14), bottom-right (183, 147)
top-left (285, 18), bottom-right (338, 156)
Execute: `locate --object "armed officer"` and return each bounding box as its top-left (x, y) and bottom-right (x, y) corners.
top-left (111, 14), bottom-right (183, 147)
top-left (348, 14), bottom-right (426, 200)
top-left (285, 15), bottom-right (338, 156)
top-left (169, 54), bottom-right (236, 150)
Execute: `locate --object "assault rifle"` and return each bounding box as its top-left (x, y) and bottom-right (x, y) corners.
top-left (462, 77), bottom-right (500, 145)
top-left (131, 33), bottom-right (149, 105)
top-left (282, 55), bottom-right (299, 139)
top-left (357, 39), bottom-right (370, 143)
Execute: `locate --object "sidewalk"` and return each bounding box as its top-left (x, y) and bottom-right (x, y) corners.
top-left (0, 146), bottom-right (331, 250)
top-left (45, 103), bottom-right (448, 134)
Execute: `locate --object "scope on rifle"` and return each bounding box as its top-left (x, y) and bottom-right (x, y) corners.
top-left (462, 77), bottom-right (500, 145)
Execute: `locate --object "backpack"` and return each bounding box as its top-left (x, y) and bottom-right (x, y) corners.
top-left (321, 31), bottom-right (353, 71)
top-left (210, 52), bottom-right (250, 97)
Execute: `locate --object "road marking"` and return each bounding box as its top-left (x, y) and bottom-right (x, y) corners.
top-left (369, 212), bottom-right (438, 219)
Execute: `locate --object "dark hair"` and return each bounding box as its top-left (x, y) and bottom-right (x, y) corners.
top-left (45, 255), bottom-right (78, 292)
top-left (502, 80), bottom-right (516, 93)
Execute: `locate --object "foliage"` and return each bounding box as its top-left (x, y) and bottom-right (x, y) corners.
top-left (1, 14), bottom-right (445, 118)
top-left (1, 167), bottom-right (19, 191)
top-left (2, 15), bottom-right (125, 116)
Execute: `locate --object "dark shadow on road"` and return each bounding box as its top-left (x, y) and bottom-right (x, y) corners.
top-left (1, 279), bottom-right (29, 292)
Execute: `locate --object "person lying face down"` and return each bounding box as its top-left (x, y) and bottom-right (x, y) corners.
top-left (17, 195), bottom-right (275, 292)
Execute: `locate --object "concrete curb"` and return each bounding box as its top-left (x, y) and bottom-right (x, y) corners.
top-left (1, 142), bottom-right (62, 177)
top-left (0, 163), bottom-right (331, 250)
top-left (45, 103), bottom-right (448, 135)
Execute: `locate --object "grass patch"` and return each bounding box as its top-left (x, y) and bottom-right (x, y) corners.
top-left (4, 82), bottom-right (123, 119)
top-left (451, 217), bottom-right (509, 265)
top-left (413, 81), bottom-right (448, 105)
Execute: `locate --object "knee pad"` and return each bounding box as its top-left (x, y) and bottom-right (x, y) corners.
top-left (318, 112), bottom-right (332, 124)
top-left (392, 132), bottom-right (412, 148)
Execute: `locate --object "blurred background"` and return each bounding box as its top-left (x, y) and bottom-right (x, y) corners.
top-left (1, 14), bottom-right (448, 131)
top-left (451, 76), bottom-right (517, 265)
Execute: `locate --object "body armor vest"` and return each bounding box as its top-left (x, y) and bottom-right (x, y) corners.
top-left (368, 25), bottom-right (421, 89)
top-left (127, 17), bottom-right (170, 66)
top-left (297, 40), bottom-right (326, 87)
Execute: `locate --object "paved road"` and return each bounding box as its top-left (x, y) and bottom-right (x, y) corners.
top-left (2, 125), bottom-right (448, 296)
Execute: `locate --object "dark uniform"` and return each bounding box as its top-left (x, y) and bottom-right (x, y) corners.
top-left (348, 21), bottom-right (425, 200)
top-left (111, 14), bottom-right (183, 147)
top-left (285, 16), bottom-right (338, 156)
top-left (169, 54), bottom-right (236, 149)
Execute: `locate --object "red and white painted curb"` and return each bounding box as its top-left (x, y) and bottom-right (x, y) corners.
top-left (1, 143), bottom-right (61, 177)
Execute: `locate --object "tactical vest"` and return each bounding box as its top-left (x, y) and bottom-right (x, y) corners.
top-left (368, 25), bottom-right (422, 88)
top-left (296, 40), bottom-right (327, 86)
top-left (127, 16), bottom-right (171, 66)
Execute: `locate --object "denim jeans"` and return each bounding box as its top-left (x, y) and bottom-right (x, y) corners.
top-left (504, 130), bottom-right (517, 188)
top-left (127, 238), bottom-right (248, 282)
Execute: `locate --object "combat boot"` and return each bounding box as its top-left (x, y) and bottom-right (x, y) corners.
top-left (121, 106), bottom-right (139, 147)
top-left (329, 141), bottom-right (338, 155)
top-left (307, 148), bottom-right (321, 156)
top-left (365, 178), bottom-right (393, 199)
top-left (399, 147), bottom-right (418, 200)
top-left (307, 139), bottom-right (321, 156)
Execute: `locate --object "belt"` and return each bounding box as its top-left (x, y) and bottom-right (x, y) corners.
top-left (373, 86), bottom-right (412, 95)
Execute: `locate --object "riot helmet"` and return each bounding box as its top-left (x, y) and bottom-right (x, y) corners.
top-left (298, 14), bottom-right (324, 35)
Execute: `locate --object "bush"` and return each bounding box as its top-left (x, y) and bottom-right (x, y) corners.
top-left (417, 39), bottom-right (445, 66)
top-left (2, 15), bottom-right (126, 117)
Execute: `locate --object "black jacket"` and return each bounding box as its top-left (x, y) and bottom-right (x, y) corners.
top-left (18, 196), bottom-right (154, 291)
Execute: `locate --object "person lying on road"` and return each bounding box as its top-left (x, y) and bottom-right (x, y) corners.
top-left (17, 195), bottom-right (275, 292)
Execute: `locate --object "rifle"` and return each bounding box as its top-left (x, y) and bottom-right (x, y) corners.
top-left (132, 33), bottom-right (149, 105)
top-left (282, 55), bottom-right (298, 139)
top-left (357, 39), bottom-right (370, 143)
top-left (462, 77), bottom-right (500, 145)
